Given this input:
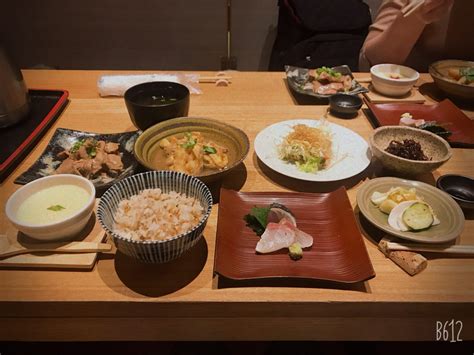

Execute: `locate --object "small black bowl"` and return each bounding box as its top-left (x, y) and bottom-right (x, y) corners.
top-left (124, 81), bottom-right (190, 130)
top-left (436, 174), bottom-right (474, 210)
top-left (328, 94), bottom-right (362, 118)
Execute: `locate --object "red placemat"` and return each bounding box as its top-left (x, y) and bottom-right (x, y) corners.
top-left (365, 99), bottom-right (474, 148)
top-left (0, 89), bottom-right (69, 182)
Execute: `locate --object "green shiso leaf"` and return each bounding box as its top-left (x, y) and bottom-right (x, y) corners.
top-left (243, 206), bottom-right (271, 237)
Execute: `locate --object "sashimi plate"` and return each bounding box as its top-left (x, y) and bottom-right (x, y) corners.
top-left (254, 119), bottom-right (371, 182)
top-left (357, 177), bottom-right (465, 243)
top-left (214, 188), bottom-right (375, 283)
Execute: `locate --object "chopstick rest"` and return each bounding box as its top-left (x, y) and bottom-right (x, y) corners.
top-left (378, 237), bottom-right (427, 276)
top-left (199, 72), bottom-right (232, 86)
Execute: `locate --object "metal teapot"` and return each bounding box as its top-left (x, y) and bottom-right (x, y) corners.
top-left (0, 47), bottom-right (30, 128)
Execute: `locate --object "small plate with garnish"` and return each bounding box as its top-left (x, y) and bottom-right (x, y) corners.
top-left (254, 119), bottom-right (371, 182)
top-left (357, 177), bottom-right (465, 243)
top-left (15, 128), bottom-right (139, 196)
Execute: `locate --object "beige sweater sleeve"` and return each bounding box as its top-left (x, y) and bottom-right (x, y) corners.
top-left (359, 0), bottom-right (409, 71)
top-left (360, 0), bottom-right (469, 72)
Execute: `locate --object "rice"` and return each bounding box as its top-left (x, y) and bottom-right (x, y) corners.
top-left (113, 188), bottom-right (204, 241)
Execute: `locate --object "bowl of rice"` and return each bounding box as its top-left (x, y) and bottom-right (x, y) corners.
top-left (97, 170), bottom-right (213, 263)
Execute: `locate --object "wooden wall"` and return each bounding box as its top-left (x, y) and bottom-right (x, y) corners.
top-left (1, 0), bottom-right (227, 70)
top-left (1, 0), bottom-right (381, 71)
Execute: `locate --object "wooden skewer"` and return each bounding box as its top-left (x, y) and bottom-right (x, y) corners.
top-left (385, 241), bottom-right (474, 256)
top-left (401, 0), bottom-right (425, 18)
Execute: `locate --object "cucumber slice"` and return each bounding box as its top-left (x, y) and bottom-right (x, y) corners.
top-left (402, 202), bottom-right (434, 230)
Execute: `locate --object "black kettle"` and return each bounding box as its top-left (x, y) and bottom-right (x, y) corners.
top-left (0, 47), bottom-right (30, 128)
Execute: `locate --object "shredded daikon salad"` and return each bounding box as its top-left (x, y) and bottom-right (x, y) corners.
top-left (278, 123), bottom-right (332, 173)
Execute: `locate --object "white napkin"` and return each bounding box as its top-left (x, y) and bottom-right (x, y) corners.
top-left (97, 73), bottom-right (202, 96)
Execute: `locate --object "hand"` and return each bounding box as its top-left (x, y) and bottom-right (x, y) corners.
top-left (414, 0), bottom-right (454, 24)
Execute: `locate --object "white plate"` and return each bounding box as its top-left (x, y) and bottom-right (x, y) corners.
top-left (254, 119), bottom-right (371, 182)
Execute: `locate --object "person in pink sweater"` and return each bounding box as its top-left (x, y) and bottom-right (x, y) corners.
top-left (359, 0), bottom-right (473, 72)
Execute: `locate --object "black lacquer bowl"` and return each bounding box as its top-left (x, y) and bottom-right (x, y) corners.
top-left (124, 81), bottom-right (190, 131)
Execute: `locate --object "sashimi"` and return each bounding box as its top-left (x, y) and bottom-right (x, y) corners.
top-left (255, 222), bottom-right (295, 253)
top-left (279, 218), bottom-right (313, 248)
top-left (244, 202), bottom-right (315, 259)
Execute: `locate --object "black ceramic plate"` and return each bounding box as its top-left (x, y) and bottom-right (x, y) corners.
top-left (15, 128), bottom-right (139, 195)
top-left (285, 65), bottom-right (368, 99)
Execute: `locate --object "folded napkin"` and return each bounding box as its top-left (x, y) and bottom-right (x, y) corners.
top-left (97, 73), bottom-right (202, 96)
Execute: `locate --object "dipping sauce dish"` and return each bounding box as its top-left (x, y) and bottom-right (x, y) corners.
top-left (329, 94), bottom-right (363, 118)
top-left (437, 174), bottom-right (474, 210)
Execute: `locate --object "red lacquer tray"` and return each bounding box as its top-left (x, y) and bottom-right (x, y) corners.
top-left (0, 89), bottom-right (69, 182)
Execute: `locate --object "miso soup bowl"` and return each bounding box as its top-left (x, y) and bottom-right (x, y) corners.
top-left (5, 174), bottom-right (96, 241)
top-left (124, 81), bottom-right (190, 131)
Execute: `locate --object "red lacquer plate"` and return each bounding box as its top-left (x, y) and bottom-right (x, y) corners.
top-left (214, 187), bottom-right (375, 283)
top-left (365, 99), bottom-right (474, 148)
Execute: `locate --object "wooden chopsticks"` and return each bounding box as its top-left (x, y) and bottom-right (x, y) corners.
top-left (385, 240), bottom-right (474, 256)
top-left (199, 75), bottom-right (232, 83)
top-left (378, 237), bottom-right (474, 276)
top-left (401, 0), bottom-right (425, 18)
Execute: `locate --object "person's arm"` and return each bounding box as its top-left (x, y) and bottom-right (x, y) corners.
top-left (360, 0), bottom-right (453, 69)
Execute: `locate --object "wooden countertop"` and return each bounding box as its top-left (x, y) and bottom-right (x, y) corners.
top-left (1, 70), bottom-right (473, 341)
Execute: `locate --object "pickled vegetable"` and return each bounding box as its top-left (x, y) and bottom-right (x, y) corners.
top-left (402, 202), bottom-right (434, 231)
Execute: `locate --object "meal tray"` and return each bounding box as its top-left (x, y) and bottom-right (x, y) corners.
top-left (0, 89), bottom-right (69, 182)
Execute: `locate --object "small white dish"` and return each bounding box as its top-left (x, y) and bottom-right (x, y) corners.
top-left (5, 174), bottom-right (96, 241)
top-left (254, 119), bottom-right (371, 182)
top-left (370, 64), bottom-right (419, 97)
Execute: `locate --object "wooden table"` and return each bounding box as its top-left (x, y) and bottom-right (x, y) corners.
top-left (1, 70), bottom-right (473, 341)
